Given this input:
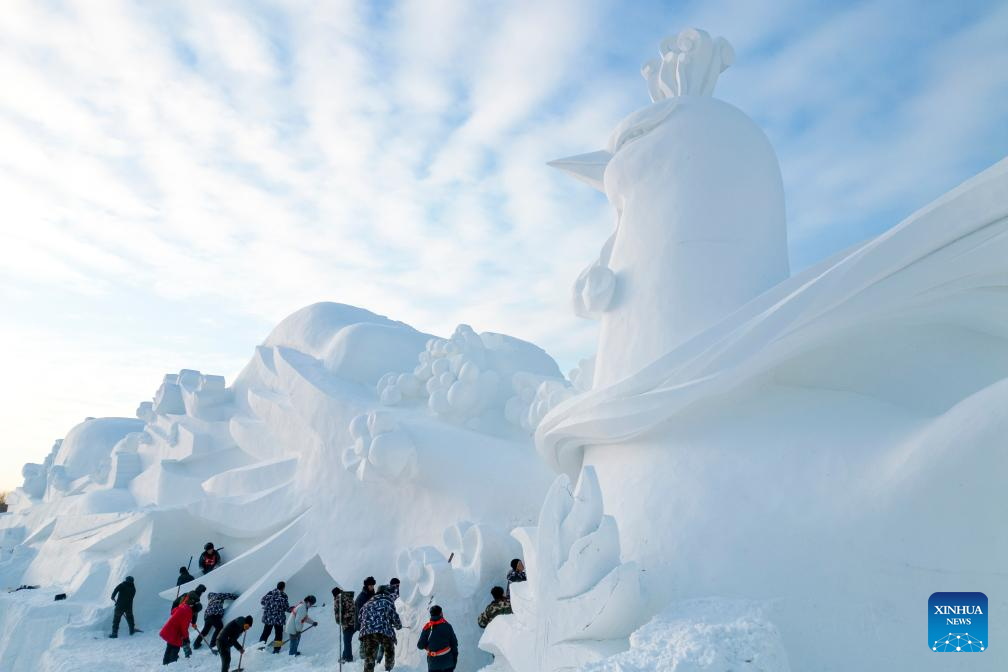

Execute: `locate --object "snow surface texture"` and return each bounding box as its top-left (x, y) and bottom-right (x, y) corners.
top-left (2, 25), bottom-right (1007, 672)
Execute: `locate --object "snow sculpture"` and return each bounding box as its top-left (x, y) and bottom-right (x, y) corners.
top-left (378, 323), bottom-right (565, 433)
top-left (540, 27), bottom-right (1008, 671)
top-left (395, 521), bottom-right (520, 671)
top-left (342, 410), bottom-right (418, 481)
top-left (550, 27), bottom-right (788, 389)
top-left (479, 467), bottom-right (643, 671)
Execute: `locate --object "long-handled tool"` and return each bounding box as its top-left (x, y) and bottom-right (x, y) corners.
top-left (256, 623), bottom-right (317, 651)
top-left (230, 630), bottom-right (247, 672)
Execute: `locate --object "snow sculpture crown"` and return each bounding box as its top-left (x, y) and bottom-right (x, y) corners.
top-left (641, 28), bottom-right (734, 101)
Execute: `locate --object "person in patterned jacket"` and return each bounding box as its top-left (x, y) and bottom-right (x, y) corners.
top-left (193, 590), bottom-right (239, 651)
top-left (477, 586), bottom-right (512, 629)
top-left (332, 587), bottom-right (357, 663)
top-left (358, 586), bottom-right (402, 672)
top-left (258, 581), bottom-right (290, 654)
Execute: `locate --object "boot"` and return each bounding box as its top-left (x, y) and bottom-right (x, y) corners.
top-left (108, 633), bottom-right (118, 639)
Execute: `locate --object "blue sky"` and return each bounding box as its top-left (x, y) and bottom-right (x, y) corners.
top-left (1, 0), bottom-right (1006, 490)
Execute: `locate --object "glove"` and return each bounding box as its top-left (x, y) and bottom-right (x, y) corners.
top-left (237, 646), bottom-right (244, 655)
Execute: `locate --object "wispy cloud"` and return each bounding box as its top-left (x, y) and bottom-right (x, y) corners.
top-left (0, 0), bottom-right (1006, 489)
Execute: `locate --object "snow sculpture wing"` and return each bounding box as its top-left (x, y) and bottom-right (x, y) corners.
top-left (539, 157), bottom-right (1008, 479)
top-left (479, 466), bottom-right (643, 672)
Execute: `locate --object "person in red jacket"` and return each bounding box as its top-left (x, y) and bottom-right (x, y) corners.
top-left (160, 596), bottom-right (195, 665)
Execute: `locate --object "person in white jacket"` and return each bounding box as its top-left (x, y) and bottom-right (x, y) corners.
top-left (285, 595), bottom-right (318, 656)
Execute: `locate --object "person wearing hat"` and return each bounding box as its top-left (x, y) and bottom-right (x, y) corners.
top-left (417, 605), bottom-right (458, 671)
top-left (176, 566), bottom-right (195, 587)
top-left (217, 615), bottom-right (253, 672)
top-left (359, 585), bottom-right (402, 672)
top-left (285, 594), bottom-right (318, 656)
top-left (109, 576), bottom-right (139, 638)
top-left (332, 586), bottom-right (358, 663)
top-left (199, 542), bottom-right (222, 574)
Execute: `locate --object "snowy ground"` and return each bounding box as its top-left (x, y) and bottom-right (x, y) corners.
top-left (0, 589), bottom-right (429, 672)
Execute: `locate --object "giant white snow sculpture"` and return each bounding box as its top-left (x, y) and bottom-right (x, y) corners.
top-left (1, 24), bottom-right (1007, 672)
top-left (0, 303), bottom-right (557, 672)
top-left (539, 27), bottom-right (1008, 671)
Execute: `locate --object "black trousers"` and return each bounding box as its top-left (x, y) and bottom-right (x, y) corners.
top-left (259, 623), bottom-right (283, 646)
top-left (112, 604), bottom-right (135, 635)
top-left (196, 614), bottom-right (224, 647)
top-left (219, 644), bottom-right (232, 672)
top-left (162, 644), bottom-right (180, 665)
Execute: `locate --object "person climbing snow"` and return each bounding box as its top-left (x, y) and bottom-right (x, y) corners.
top-left (359, 584), bottom-right (402, 672)
top-left (285, 594), bottom-right (318, 656)
top-left (217, 615), bottom-right (253, 672)
top-left (160, 595), bottom-right (194, 665)
top-left (109, 575), bottom-right (139, 638)
top-left (193, 590), bottom-right (239, 651)
top-left (477, 586), bottom-right (512, 629)
top-left (332, 586), bottom-right (357, 663)
top-left (506, 558), bottom-right (526, 597)
top-left (418, 605), bottom-right (459, 671)
top-left (176, 565), bottom-right (194, 587)
top-left (198, 542), bottom-right (222, 574)
top-left (259, 580), bottom-right (290, 654)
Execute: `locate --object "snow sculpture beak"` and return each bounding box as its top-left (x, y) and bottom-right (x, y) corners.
top-left (547, 150), bottom-right (612, 193)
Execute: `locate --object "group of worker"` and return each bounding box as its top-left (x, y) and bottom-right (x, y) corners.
top-left (107, 542), bottom-right (530, 672)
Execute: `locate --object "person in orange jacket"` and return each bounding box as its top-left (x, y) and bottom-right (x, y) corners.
top-left (160, 595), bottom-right (195, 665)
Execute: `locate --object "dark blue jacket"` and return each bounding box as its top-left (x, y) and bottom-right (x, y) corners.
top-left (417, 619), bottom-right (458, 671)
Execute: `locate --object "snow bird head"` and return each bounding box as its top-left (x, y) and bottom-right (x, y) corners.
top-left (548, 28), bottom-right (734, 194)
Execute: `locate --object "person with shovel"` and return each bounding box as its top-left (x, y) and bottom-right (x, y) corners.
top-left (285, 594), bottom-right (318, 656)
top-left (217, 615), bottom-right (253, 672)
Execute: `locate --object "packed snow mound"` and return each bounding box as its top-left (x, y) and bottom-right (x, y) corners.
top-left (578, 599), bottom-right (790, 672)
top-left (53, 417), bottom-right (144, 485)
top-left (261, 302), bottom-right (420, 359)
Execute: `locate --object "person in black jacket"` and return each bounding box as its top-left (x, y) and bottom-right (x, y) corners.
top-left (417, 605), bottom-right (458, 671)
top-left (176, 566), bottom-right (195, 586)
top-left (217, 615), bottom-right (253, 672)
top-left (109, 576), bottom-right (138, 638)
top-left (199, 543), bottom-right (223, 574)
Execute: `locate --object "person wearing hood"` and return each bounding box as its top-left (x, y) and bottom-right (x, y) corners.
top-left (217, 615), bottom-right (253, 672)
top-left (418, 605), bottom-right (459, 671)
top-left (359, 585), bottom-right (402, 672)
top-left (109, 576), bottom-right (139, 638)
top-left (285, 594), bottom-right (318, 656)
top-left (160, 595), bottom-right (194, 665)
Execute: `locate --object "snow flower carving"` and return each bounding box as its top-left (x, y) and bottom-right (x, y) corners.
top-left (342, 411), bottom-right (417, 482)
top-left (377, 325), bottom-right (502, 422)
top-left (479, 466), bottom-right (645, 672)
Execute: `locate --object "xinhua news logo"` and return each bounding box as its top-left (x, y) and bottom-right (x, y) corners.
top-left (929, 592), bottom-right (987, 652)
